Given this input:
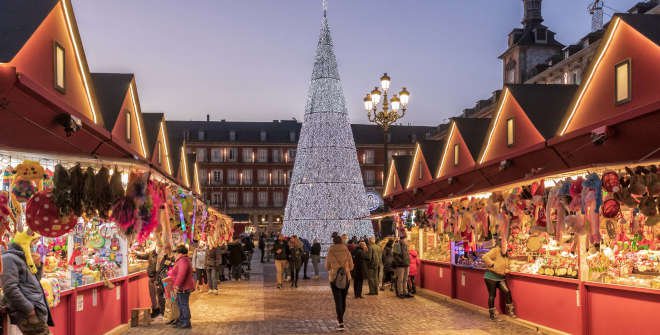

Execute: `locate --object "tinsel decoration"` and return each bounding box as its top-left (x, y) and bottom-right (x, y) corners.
top-left (282, 11), bottom-right (373, 248)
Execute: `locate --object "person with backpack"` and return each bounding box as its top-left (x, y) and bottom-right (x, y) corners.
top-left (2, 234), bottom-right (54, 335)
top-left (393, 237), bottom-right (412, 298)
top-left (325, 234), bottom-right (353, 331)
top-left (310, 239), bottom-right (322, 279)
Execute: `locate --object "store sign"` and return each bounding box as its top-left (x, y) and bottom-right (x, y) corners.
top-left (76, 295), bottom-right (84, 312)
top-left (366, 191), bottom-right (383, 211)
top-left (92, 288), bottom-right (98, 307)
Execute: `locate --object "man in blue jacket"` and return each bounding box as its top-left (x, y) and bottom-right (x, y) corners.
top-left (2, 240), bottom-right (53, 335)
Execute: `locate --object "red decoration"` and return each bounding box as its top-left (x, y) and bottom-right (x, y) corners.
top-left (26, 191), bottom-right (77, 237)
top-left (601, 199), bottom-right (620, 218)
top-left (601, 171), bottom-right (620, 193)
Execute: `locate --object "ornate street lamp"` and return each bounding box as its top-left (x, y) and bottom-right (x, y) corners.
top-left (363, 73), bottom-right (410, 187)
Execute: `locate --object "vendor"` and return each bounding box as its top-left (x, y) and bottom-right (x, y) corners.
top-left (482, 236), bottom-right (516, 321)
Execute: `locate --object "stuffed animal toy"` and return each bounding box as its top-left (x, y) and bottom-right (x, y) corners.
top-left (25, 191), bottom-right (77, 237)
top-left (582, 173), bottom-right (603, 244)
top-left (12, 230), bottom-right (39, 274)
top-left (601, 171), bottom-right (620, 193)
top-left (10, 160), bottom-right (46, 203)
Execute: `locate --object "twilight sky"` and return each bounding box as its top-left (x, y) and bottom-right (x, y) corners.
top-left (72, 0), bottom-right (636, 126)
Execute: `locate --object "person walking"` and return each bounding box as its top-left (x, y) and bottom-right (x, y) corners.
top-left (301, 237), bottom-right (311, 279)
top-left (351, 241), bottom-right (368, 298)
top-left (272, 234), bottom-right (289, 289)
top-left (366, 237), bottom-right (382, 295)
top-left (408, 243), bottom-right (421, 294)
top-left (169, 244), bottom-right (194, 329)
top-left (206, 242), bottom-right (220, 294)
top-left (393, 238), bottom-right (412, 298)
top-left (242, 235), bottom-right (255, 270)
top-left (258, 233), bottom-right (266, 263)
top-left (381, 239), bottom-right (394, 291)
top-left (2, 237), bottom-right (54, 335)
top-left (482, 237), bottom-right (516, 321)
top-left (192, 244), bottom-right (208, 291)
top-left (288, 236), bottom-right (304, 288)
top-left (325, 234), bottom-right (354, 331)
top-left (310, 239), bottom-right (322, 279)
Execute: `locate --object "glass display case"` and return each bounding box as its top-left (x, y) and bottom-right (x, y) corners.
top-left (452, 239), bottom-right (495, 269)
top-left (420, 228), bottom-right (451, 262)
top-left (507, 231), bottom-right (579, 279)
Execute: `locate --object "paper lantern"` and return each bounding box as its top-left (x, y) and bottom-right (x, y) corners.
top-left (26, 191), bottom-right (77, 237)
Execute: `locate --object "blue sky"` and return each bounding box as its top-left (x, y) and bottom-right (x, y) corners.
top-left (73, 0), bottom-right (638, 126)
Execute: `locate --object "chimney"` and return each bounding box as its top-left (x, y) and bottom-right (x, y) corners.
top-left (206, 114), bottom-right (210, 122)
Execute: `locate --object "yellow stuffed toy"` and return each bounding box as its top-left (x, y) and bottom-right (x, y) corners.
top-left (12, 230), bottom-right (40, 274)
top-left (10, 160), bottom-right (46, 223)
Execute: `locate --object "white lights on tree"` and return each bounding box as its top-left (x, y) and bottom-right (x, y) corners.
top-left (282, 11), bottom-right (373, 247)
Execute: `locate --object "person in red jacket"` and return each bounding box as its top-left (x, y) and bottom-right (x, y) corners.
top-left (168, 244), bottom-right (194, 329)
top-left (407, 244), bottom-right (421, 294)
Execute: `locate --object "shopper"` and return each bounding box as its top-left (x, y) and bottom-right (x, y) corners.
top-left (366, 237), bottom-right (382, 295)
top-left (242, 235), bottom-right (255, 270)
top-left (273, 234), bottom-right (289, 288)
top-left (393, 237), bottom-right (412, 298)
top-left (301, 237), bottom-right (311, 279)
top-left (382, 239), bottom-right (394, 291)
top-left (288, 236), bottom-right (304, 288)
top-left (351, 241), bottom-right (368, 298)
top-left (156, 245), bottom-right (175, 317)
top-left (310, 239), bottom-right (322, 279)
top-left (408, 243), bottom-right (421, 294)
top-left (169, 244), bottom-right (194, 329)
top-left (325, 234), bottom-right (354, 331)
top-left (228, 239), bottom-right (244, 280)
top-left (258, 233), bottom-right (266, 263)
top-left (206, 242), bottom-right (220, 294)
top-left (2, 238), bottom-right (54, 335)
top-left (482, 237), bottom-right (516, 321)
top-left (134, 245), bottom-right (161, 317)
top-left (191, 244), bottom-right (208, 291)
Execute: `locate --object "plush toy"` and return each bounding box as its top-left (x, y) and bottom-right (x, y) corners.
top-left (12, 230), bottom-right (39, 274)
top-left (582, 173), bottom-right (603, 244)
top-left (10, 160), bottom-right (46, 203)
top-left (601, 171), bottom-right (620, 193)
top-left (25, 191), bottom-right (77, 237)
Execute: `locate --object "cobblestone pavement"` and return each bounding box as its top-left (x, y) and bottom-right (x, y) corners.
top-left (124, 259), bottom-right (536, 335)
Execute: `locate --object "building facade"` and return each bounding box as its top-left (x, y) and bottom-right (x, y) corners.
top-left (167, 119), bottom-right (434, 233)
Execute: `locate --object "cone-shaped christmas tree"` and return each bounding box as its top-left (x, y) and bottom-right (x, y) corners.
top-left (282, 10), bottom-right (373, 246)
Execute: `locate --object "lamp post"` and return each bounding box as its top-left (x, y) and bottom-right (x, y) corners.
top-left (363, 73), bottom-right (410, 188)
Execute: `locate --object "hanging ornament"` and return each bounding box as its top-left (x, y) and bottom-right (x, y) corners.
top-left (25, 191), bottom-right (77, 237)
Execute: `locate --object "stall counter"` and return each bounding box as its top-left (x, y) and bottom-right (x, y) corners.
top-left (420, 260), bottom-right (452, 297)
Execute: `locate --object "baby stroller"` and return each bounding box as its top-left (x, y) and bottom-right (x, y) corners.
top-left (239, 251), bottom-right (251, 280)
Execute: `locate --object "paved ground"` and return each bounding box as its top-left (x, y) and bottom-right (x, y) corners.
top-left (124, 258), bottom-right (536, 335)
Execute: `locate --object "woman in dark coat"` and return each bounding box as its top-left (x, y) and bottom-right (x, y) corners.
top-left (382, 239), bottom-right (395, 290)
top-left (351, 241), bottom-right (369, 298)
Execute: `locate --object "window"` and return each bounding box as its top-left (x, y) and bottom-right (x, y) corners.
top-left (364, 170), bottom-right (375, 186)
top-left (242, 148), bottom-right (253, 162)
top-left (535, 28), bottom-right (547, 43)
top-left (272, 149), bottom-right (282, 163)
top-left (157, 142), bottom-right (162, 164)
top-left (273, 192), bottom-right (284, 207)
top-left (418, 161), bottom-right (423, 180)
top-left (228, 148), bottom-right (238, 162)
top-left (257, 169), bottom-right (268, 185)
top-left (453, 144), bottom-right (459, 166)
top-left (242, 192), bottom-right (253, 207)
top-left (199, 168), bottom-right (207, 185)
top-left (507, 118), bottom-right (515, 146)
top-left (257, 149), bottom-right (268, 163)
top-left (364, 150), bottom-right (375, 164)
top-left (212, 170), bottom-right (223, 184)
top-left (227, 169), bottom-right (238, 185)
top-left (289, 131), bottom-right (297, 142)
top-left (287, 149), bottom-right (296, 162)
top-left (196, 148), bottom-right (206, 162)
top-left (615, 59), bottom-right (631, 104)
top-left (211, 193), bottom-right (222, 206)
top-left (125, 111), bottom-right (132, 142)
top-left (227, 192), bottom-right (238, 208)
top-left (197, 130), bottom-right (205, 141)
top-left (242, 169), bottom-right (252, 185)
top-left (272, 169), bottom-right (284, 185)
top-left (53, 42), bottom-right (65, 92)
top-left (211, 148), bottom-right (222, 162)
top-left (260, 130), bottom-right (267, 142)
top-left (506, 69), bottom-right (515, 84)
top-left (563, 72), bottom-right (569, 84)
top-left (257, 192), bottom-right (268, 208)
top-left (229, 130), bottom-right (236, 141)
top-left (572, 71), bottom-right (580, 85)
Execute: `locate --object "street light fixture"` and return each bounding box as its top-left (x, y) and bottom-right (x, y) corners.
top-left (364, 73), bottom-right (410, 189)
